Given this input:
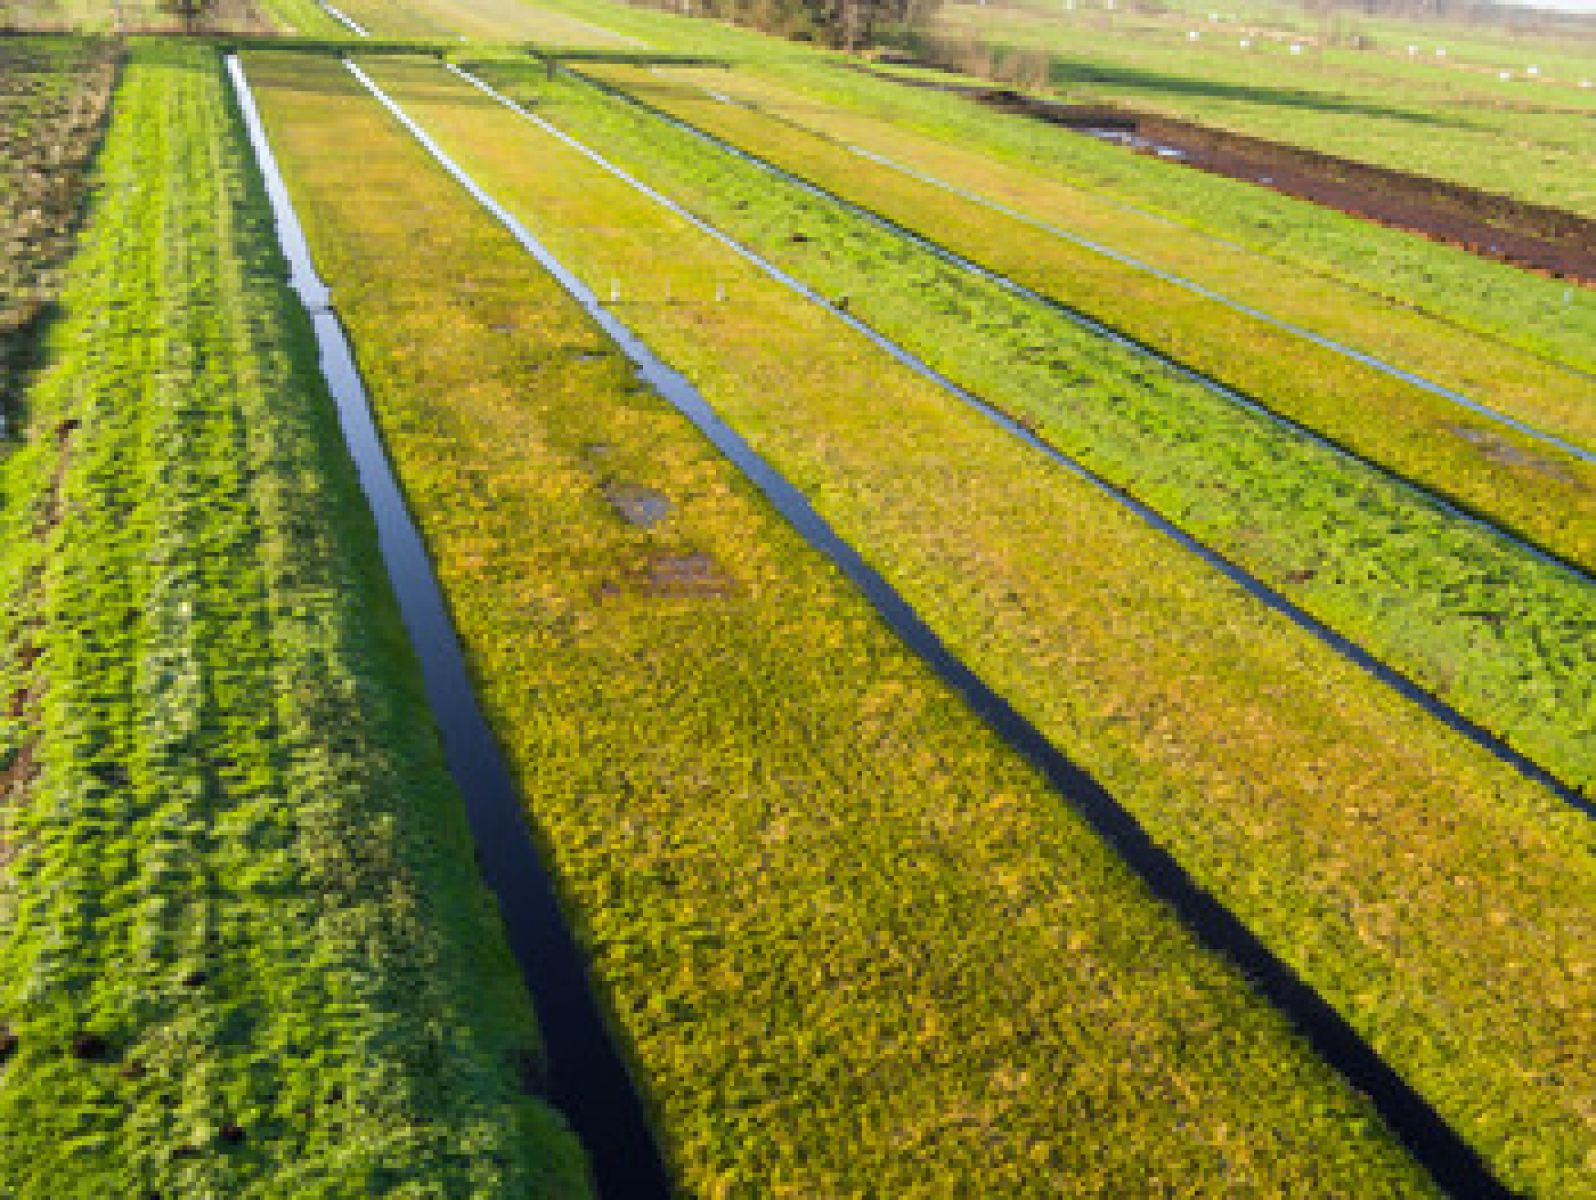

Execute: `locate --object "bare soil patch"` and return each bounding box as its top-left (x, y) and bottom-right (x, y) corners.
top-left (866, 68), bottom-right (1596, 285)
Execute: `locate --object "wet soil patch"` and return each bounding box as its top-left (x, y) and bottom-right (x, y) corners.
top-left (603, 482), bottom-right (671, 528)
top-left (860, 67), bottom-right (1596, 285)
top-left (1453, 426), bottom-right (1580, 483)
top-left (599, 552), bottom-right (736, 597)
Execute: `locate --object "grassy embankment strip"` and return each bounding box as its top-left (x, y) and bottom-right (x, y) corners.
top-left (586, 61), bottom-right (1596, 465)
top-left (248, 47), bottom-right (1441, 1196)
top-left (0, 42), bottom-right (588, 1197)
top-left (465, 65), bottom-right (1596, 805)
top-left (709, 54), bottom-right (1596, 373)
top-left (338, 54), bottom-right (1595, 1195)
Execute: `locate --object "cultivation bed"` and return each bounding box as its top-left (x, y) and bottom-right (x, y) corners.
top-left (246, 46), bottom-right (1456, 1196)
top-left (280, 50), bottom-right (1596, 1195)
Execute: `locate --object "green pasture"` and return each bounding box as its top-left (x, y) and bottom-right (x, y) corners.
top-left (926, 0), bottom-right (1596, 214)
top-left (0, 41), bottom-right (588, 1196)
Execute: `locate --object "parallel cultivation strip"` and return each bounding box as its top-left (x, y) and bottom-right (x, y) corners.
top-left (347, 55), bottom-right (1596, 1195)
top-left (581, 61), bottom-right (1596, 467)
top-left (246, 47), bottom-right (1441, 1196)
top-left (449, 59), bottom-right (1589, 818)
top-left (464, 62), bottom-right (1596, 802)
top-left (0, 42), bottom-right (589, 1196)
top-left (687, 55), bottom-right (1596, 374)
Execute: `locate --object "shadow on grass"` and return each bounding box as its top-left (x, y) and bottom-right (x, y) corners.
top-left (1, 299), bottom-right (66, 450)
top-left (1041, 55), bottom-right (1472, 127)
top-left (893, 35), bottom-right (1469, 128)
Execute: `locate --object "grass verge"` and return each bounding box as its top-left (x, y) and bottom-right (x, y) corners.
top-left (0, 40), bottom-right (588, 1197)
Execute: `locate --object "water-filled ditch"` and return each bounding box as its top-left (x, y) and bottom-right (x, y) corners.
top-left (347, 56), bottom-right (1512, 1196)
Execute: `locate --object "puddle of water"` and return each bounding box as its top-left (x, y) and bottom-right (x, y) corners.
top-left (1080, 126), bottom-right (1188, 160)
top-left (605, 483), bottom-right (672, 527)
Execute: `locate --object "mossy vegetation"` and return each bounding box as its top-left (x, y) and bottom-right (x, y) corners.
top-left (2, 0), bottom-right (1591, 1192)
top-left (265, 48), bottom-right (1595, 1196)
top-left (246, 45), bottom-right (1447, 1196)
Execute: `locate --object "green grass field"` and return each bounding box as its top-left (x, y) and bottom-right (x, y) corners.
top-left (0, 41), bottom-right (588, 1196)
top-left (2, 0), bottom-right (1593, 1193)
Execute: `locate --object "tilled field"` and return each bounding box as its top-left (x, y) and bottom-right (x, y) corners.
top-left (0, 36), bottom-right (118, 430)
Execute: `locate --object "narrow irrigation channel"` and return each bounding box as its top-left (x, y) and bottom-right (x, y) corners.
top-left (321, 3), bottom-right (368, 35)
top-left (225, 55), bottom-right (673, 1200)
top-left (343, 58), bottom-right (1511, 1196)
top-left (446, 62), bottom-right (1592, 818)
top-left (610, 68), bottom-right (1596, 463)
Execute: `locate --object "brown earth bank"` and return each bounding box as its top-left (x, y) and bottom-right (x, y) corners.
top-left (865, 67), bottom-right (1596, 286)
